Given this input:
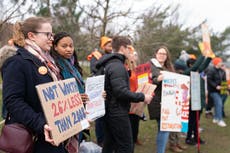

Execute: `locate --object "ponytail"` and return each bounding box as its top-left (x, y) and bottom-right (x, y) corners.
top-left (13, 21), bottom-right (25, 47)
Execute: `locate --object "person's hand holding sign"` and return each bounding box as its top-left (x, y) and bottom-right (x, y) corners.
top-left (44, 124), bottom-right (55, 146)
top-left (144, 94), bottom-right (153, 104)
top-left (157, 73), bottom-right (164, 82)
top-left (80, 93), bottom-right (89, 103)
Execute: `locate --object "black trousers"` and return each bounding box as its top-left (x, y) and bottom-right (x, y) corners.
top-left (186, 109), bottom-right (201, 141)
top-left (129, 114), bottom-right (140, 143)
top-left (95, 116), bottom-right (105, 145)
top-left (102, 114), bottom-right (133, 153)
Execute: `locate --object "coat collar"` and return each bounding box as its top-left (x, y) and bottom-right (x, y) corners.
top-left (17, 47), bottom-right (44, 65)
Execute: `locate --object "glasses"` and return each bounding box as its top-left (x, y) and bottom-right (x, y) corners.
top-left (33, 31), bottom-right (54, 40)
top-left (157, 52), bottom-right (167, 56)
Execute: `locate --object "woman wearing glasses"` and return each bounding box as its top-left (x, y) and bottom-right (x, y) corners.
top-left (1, 17), bottom-right (67, 153)
top-left (147, 46), bottom-right (175, 153)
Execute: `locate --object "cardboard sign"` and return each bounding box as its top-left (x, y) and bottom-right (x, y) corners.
top-left (220, 81), bottom-right (228, 95)
top-left (191, 72), bottom-right (201, 111)
top-left (134, 63), bottom-right (152, 85)
top-left (36, 78), bottom-right (90, 145)
top-left (130, 83), bottom-right (156, 117)
top-left (225, 68), bottom-right (230, 85)
top-left (200, 24), bottom-right (215, 58)
top-left (160, 71), bottom-right (190, 132)
top-left (85, 75), bottom-right (105, 121)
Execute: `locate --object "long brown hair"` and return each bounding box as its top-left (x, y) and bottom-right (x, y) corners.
top-left (13, 17), bottom-right (51, 47)
top-left (153, 46), bottom-right (175, 72)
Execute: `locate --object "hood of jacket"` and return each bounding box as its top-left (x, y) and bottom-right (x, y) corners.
top-left (95, 53), bottom-right (126, 69)
top-left (0, 45), bottom-right (17, 70)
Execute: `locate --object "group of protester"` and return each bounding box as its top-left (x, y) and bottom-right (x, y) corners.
top-left (0, 16), bottom-right (229, 153)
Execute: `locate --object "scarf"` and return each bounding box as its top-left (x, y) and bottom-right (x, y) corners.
top-left (150, 58), bottom-right (162, 68)
top-left (24, 39), bottom-right (61, 81)
top-left (57, 56), bottom-right (85, 93)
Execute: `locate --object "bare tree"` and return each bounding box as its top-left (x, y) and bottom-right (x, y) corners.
top-left (0, 0), bottom-right (33, 45)
top-left (76, 0), bottom-right (141, 60)
top-left (79, 0), bottom-right (136, 37)
top-left (134, 4), bottom-right (202, 62)
top-left (0, 0), bottom-right (33, 30)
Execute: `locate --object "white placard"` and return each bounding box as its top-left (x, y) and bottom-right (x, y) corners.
top-left (160, 71), bottom-right (190, 132)
top-left (85, 75), bottom-right (105, 121)
top-left (191, 71), bottom-right (201, 111)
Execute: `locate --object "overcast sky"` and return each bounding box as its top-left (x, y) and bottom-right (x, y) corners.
top-left (3, 0), bottom-right (230, 34)
top-left (129, 0), bottom-right (230, 33)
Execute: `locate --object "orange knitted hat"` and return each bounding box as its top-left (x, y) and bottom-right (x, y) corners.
top-left (100, 36), bottom-right (112, 49)
top-left (212, 57), bottom-right (222, 66)
top-left (189, 54), bottom-right (197, 60)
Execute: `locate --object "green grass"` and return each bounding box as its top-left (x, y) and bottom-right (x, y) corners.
top-left (134, 97), bottom-right (230, 153)
top-left (0, 87), bottom-right (230, 153)
top-left (0, 89), bottom-right (2, 119)
top-left (87, 98), bottom-right (230, 153)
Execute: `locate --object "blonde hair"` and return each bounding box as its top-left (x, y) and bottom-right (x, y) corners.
top-left (126, 52), bottom-right (138, 71)
top-left (13, 17), bottom-right (51, 47)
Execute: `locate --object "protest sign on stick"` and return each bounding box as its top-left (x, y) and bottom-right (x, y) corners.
top-left (200, 23), bottom-right (215, 58)
top-left (191, 72), bottom-right (201, 111)
top-left (36, 78), bottom-right (90, 145)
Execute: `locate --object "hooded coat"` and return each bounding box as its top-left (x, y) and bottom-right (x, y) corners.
top-left (96, 53), bottom-right (145, 116)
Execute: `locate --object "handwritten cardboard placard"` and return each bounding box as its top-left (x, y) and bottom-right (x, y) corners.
top-left (36, 78), bottom-right (89, 145)
top-left (85, 75), bottom-right (105, 121)
top-left (130, 83), bottom-right (156, 117)
top-left (135, 63), bottom-right (152, 85)
top-left (160, 71), bottom-right (190, 132)
top-left (200, 23), bottom-right (215, 58)
top-left (220, 81), bottom-right (228, 95)
top-left (226, 68), bottom-right (230, 82)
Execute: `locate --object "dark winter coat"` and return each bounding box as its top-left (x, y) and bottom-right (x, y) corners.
top-left (89, 51), bottom-right (109, 76)
top-left (183, 56), bottom-right (211, 108)
top-left (1, 47), bottom-right (66, 153)
top-left (96, 53), bottom-right (145, 117)
top-left (207, 66), bottom-right (226, 93)
top-left (147, 60), bottom-right (164, 120)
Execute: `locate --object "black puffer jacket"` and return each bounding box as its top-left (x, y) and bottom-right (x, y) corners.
top-left (96, 53), bottom-right (145, 117)
top-left (207, 66), bottom-right (226, 93)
